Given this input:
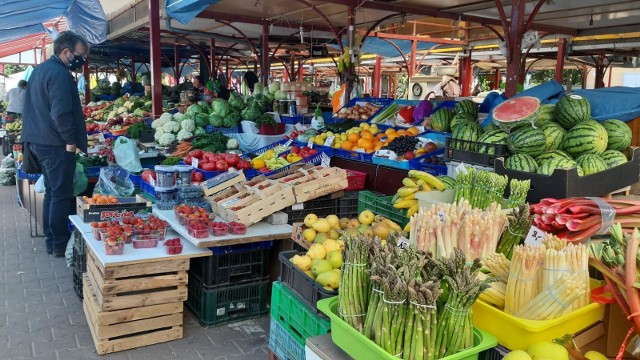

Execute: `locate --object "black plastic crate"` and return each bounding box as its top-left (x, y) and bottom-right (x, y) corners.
top-left (336, 191), bottom-right (360, 218)
top-left (73, 244), bottom-right (86, 273)
top-left (185, 276), bottom-right (268, 327)
top-left (73, 229), bottom-right (86, 254)
top-left (282, 196), bottom-right (337, 225)
top-left (279, 251), bottom-right (337, 318)
top-left (444, 137), bottom-right (509, 167)
top-left (480, 345), bottom-right (509, 360)
top-left (72, 269), bottom-right (83, 299)
top-left (189, 242), bottom-right (272, 289)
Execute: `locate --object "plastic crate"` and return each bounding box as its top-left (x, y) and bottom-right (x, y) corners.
top-left (279, 251), bottom-right (337, 317)
top-left (270, 281), bottom-right (331, 344)
top-left (480, 346), bottom-right (510, 360)
top-left (269, 317), bottom-right (306, 360)
top-left (282, 196), bottom-right (337, 225)
top-left (280, 114), bottom-right (312, 125)
top-left (205, 125), bottom-right (242, 134)
top-left (372, 148), bottom-right (445, 170)
top-left (333, 97), bottom-right (395, 123)
top-left (337, 191), bottom-right (360, 218)
top-left (72, 269), bottom-right (83, 300)
top-left (185, 276), bottom-right (269, 327)
top-left (189, 242), bottom-right (271, 289)
top-left (128, 173), bottom-right (142, 188)
top-left (318, 296), bottom-right (498, 360)
top-left (73, 229), bottom-right (86, 254)
top-left (444, 137), bottom-right (509, 167)
top-left (84, 166), bottom-right (102, 178)
top-left (73, 244), bottom-right (86, 273)
top-left (357, 191), bottom-right (409, 228)
top-left (333, 148), bottom-right (373, 162)
top-left (140, 179), bottom-right (156, 197)
top-left (345, 169), bottom-right (366, 191)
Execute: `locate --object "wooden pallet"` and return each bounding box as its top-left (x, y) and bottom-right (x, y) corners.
top-left (83, 274), bottom-right (183, 355)
top-left (85, 249), bottom-right (189, 312)
top-left (603, 185), bottom-right (632, 199)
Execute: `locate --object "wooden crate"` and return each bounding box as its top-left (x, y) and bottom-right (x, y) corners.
top-left (279, 166), bottom-right (348, 203)
top-left (218, 184), bottom-right (296, 225)
top-left (83, 274), bottom-right (183, 355)
top-left (85, 250), bottom-right (189, 312)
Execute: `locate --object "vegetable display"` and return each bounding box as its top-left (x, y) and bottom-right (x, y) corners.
top-left (334, 103), bottom-right (381, 121)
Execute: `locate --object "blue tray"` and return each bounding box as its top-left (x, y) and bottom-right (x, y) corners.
top-left (140, 179), bottom-right (156, 197)
top-left (332, 97), bottom-right (394, 123)
top-left (128, 173), bottom-right (142, 188)
top-left (333, 148), bottom-right (373, 162)
top-left (280, 114), bottom-right (312, 125)
top-left (205, 125), bottom-right (242, 134)
top-left (372, 148), bottom-right (444, 170)
top-left (408, 158), bottom-right (448, 175)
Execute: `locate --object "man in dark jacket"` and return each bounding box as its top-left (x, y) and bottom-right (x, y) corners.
top-left (22, 31), bottom-right (89, 257)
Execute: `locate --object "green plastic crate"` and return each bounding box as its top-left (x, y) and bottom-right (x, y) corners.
top-left (357, 191), bottom-right (409, 227)
top-left (317, 296), bottom-right (498, 360)
top-left (270, 281), bottom-right (331, 344)
top-left (269, 316), bottom-right (306, 360)
top-left (185, 276), bottom-right (268, 327)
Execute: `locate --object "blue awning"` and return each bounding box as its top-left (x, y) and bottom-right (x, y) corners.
top-left (329, 37), bottom-right (438, 58)
top-left (165, 0), bottom-right (221, 25)
top-left (0, 0), bottom-right (107, 44)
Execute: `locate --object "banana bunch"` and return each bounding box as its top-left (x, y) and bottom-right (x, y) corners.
top-left (337, 47), bottom-right (350, 74)
top-left (265, 157), bottom-right (289, 170)
top-left (394, 170), bottom-right (447, 217)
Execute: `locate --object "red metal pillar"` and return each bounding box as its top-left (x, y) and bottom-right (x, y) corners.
top-left (494, 68), bottom-right (501, 90)
top-left (0, 64), bottom-right (3, 74)
top-left (503, 0), bottom-right (525, 97)
top-left (210, 38), bottom-right (216, 77)
top-left (226, 59), bottom-right (231, 85)
top-left (372, 55), bottom-right (382, 97)
top-left (409, 40), bottom-right (417, 77)
top-left (83, 57), bottom-right (90, 105)
top-left (555, 39), bottom-right (566, 84)
top-left (387, 75), bottom-right (392, 97)
top-left (130, 56), bottom-right (136, 83)
top-left (595, 55), bottom-right (606, 89)
top-left (261, 24), bottom-right (269, 86)
top-left (460, 51), bottom-right (473, 96)
top-left (174, 44), bottom-right (180, 85)
top-left (608, 66), bottom-right (613, 87)
top-left (290, 57), bottom-right (296, 81)
top-left (298, 60), bottom-right (303, 81)
top-left (582, 66), bottom-right (588, 89)
top-left (149, 0), bottom-right (162, 118)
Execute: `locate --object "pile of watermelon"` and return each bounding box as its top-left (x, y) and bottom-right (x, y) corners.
top-left (437, 99), bottom-right (489, 150)
top-left (494, 95), bottom-right (632, 177)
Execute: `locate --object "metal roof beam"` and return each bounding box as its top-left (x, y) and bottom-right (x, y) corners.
top-left (367, 31), bottom-right (467, 46)
top-left (197, 11), bottom-right (335, 33)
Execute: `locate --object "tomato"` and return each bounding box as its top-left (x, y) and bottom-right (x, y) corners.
top-left (216, 160), bottom-right (230, 171)
top-left (224, 153), bottom-right (240, 167)
top-left (188, 149), bottom-right (203, 159)
top-left (142, 170), bottom-right (156, 182)
top-left (194, 172), bottom-right (204, 182)
top-left (202, 163), bottom-right (217, 171)
top-left (184, 156), bottom-right (192, 165)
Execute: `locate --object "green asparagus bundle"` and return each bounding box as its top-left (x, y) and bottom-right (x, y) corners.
top-left (506, 179), bottom-right (531, 208)
top-left (338, 234), bottom-right (371, 332)
top-left (380, 275), bottom-right (408, 357)
top-left (496, 204), bottom-right (530, 259)
top-left (403, 279), bottom-right (442, 360)
top-left (364, 242), bottom-right (391, 340)
top-left (453, 168), bottom-right (508, 210)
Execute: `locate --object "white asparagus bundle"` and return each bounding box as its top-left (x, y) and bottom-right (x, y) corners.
top-left (409, 200), bottom-right (508, 260)
top-left (514, 273), bottom-right (587, 320)
top-left (482, 253), bottom-right (511, 283)
top-left (504, 245), bottom-right (545, 315)
top-left (542, 234), bottom-right (566, 250)
top-left (477, 273), bottom-right (506, 308)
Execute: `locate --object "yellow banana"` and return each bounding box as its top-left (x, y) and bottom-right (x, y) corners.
top-left (402, 178), bottom-right (418, 188)
top-left (417, 180), bottom-right (432, 192)
top-left (407, 202), bottom-right (419, 217)
top-left (403, 193), bottom-right (416, 201)
top-left (393, 199), bottom-right (418, 209)
top-left (408, 170), bottom-right (445, 191)
top-left (403, 222), bottom-right (411, 233)
top-left (396, 186), bottom-right (419, 198)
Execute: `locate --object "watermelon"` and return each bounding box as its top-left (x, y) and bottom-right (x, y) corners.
top-left (492, 96), bottom-right (541, 132)
top-left (537, 158), bottom-right (583, 176)
top-left (555, 94), bottom-right (591, 129)
top-left (476, 129), bottom-right (509, 155)
top-left (541, 122), bottom-right (566, 151)
top-left (601, 119), bottom-right (632, 151)
top-left (437, 175), bottom-right (457, 190)
top-left (454, 99), bottom-right (478, 119)
top-left (505, 154), bottom-right (538, 173)
top-left (450, 113), bottom-right (476, 131)
top-left (451, 122), bottom-right (483, 151)
top-left (483, 123), bottom-right (499, 132)
top-left (562, 120), bottom-right (608, 157)
top-left (535, 150), bottom-right (573, 164)
top-left (430, 108), bottom-right (455, 132)
top-left (507, 126), bottom-right (546, 158)
top-left (575, 154), bottom-right (608, 175)
top-left (536, 104), bottom-right (555, 124)
top-left (600, 150), bottom-right (628, 168)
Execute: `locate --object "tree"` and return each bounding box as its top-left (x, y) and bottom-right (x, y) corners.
top-left (4, 64), bottom-right (26, 75)
top-left (530, 69), bottom-right (583, 86)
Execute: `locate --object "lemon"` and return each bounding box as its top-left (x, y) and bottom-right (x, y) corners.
top-left (359, 123), bottom-right (370, 130)
top-left (315, 137), bottom-right (324, 146)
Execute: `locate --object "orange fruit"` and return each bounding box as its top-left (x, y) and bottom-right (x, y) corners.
top-left (341, 141), bottom-right (354, 150)
top-left (361, 130), bottom-right (373, 141)
top-left (374, 142), bottom-right (384, 151)
top-left (385, 128), bottom-right (396, 136)
top-left (348, 133), bottom-right (360, 143)
top-left (361, 139), bottom-right (374, 151)
top-left (357, 138), bottom-right (367, 148)
top-left (92, 194), bottom-right (100, 200)
top-left (407, 127), bottom-right (420, 135)
top-left (376, 133), bottom-right (386, 140)
top-left (96, 198), bottom-right (107, 205)
top-left (397, 129), bottom-right (409, 136)
top-left (387, 133), bottom-right (399, 142)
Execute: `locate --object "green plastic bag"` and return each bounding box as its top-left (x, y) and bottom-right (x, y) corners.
top-left (73, 162), bottom-right (88, 196)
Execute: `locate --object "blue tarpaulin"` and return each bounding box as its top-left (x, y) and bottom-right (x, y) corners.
top-left (329, 37), bottom-right (437, 58)
top-left (166, 0), bottom-right (221, 25)
top-left (573, 87), bottom-right (640, 122)
top-left (0, 0), bottom-right (107, 44)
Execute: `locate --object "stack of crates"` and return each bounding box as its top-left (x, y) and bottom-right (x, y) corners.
top-left (268, 281), bottom-right (331, 360)
top-left (185, 241), bottom-right (272, 327)
top-left (72, 229), bottom-right (86, 299)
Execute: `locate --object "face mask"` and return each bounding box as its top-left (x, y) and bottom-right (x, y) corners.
top-left (67, 49), bottom-right (86, 71)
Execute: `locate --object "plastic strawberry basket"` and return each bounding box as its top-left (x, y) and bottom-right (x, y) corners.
top-left (357, 190), bottom-right (409, 228)
top-left (279, 251), bottom-right (337, 318)
top-left (345, 169), bottom-right (366, 191)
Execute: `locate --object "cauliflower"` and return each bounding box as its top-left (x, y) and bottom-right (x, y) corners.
top-left (159, 112), bottom-right (173, 122)
top-left (181, 119), bottom-right (196, 132)
top-left (162, 121), bottom-right (180, 134)
top-left (158, 133), bottom-right (176, 146)
top-left (152, 113), bottom-right (172, 129)
top-left (173, 112), bottom-right (186, 122)
top-left (177, 130), bottom-right (193, 141)
top-left (226, 138), bottom-right (239, 150)
top-left (154, 131), bottom-right (163, 141)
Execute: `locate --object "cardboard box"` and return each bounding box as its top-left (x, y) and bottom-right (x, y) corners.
top-left (572, 322), bottom-right (607, 358)
top-left (76, 195), bottom-right (152, 222)
top-left (495, 147), bottom-right (640, 202)
top-left (605, 304), bottom-right (635, 359)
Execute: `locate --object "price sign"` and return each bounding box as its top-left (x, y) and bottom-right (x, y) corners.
top-left (355, 148), bottom-right (365, 153)
top-left (292, 203), bottom-right (304, 210)
top-left (524, 225), bottom-right (545, 246)
top-left (437, 210), bottom-right (446, 222)
top-left (284, 139), bottom-right (293, 147)
top-left (307, 141), bottom-right (314, 149)
top-left (149, 176), bottom-right (155, 187)
top-left (324, 136), bottom-right (335, 147)
top-left (97, 132), bottom-right (105, 142)
top-left (321, 152), bottom-right (331, 168)
top-left (397, 238), bottom-right (411, 250)
top-left (191, 157), bottom-right (199, 169)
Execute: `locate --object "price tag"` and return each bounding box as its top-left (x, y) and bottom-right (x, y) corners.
top-left (455, 162), bottom-right (468, 175)
top-left (321, 152), bottom-right (331, 168)
top-left (417, 126), bottom-right (425, 133)
top-left (397, 238), bottom-right (410, 250)
top-left (149, 176), bottom-right (155, 187)
top-left (524, 225), bottom-right (546, 246)
top-left (324, 136), bottom-right (335, 147)
top-left (437, 210), bottom-right (446, 222)
top-left (97, 132), bottom-right (105, 142)
top-left (307, 141), bottom-right (314, 149)
top-left (292, 202), bottom-right (304, 210)
top-left (355, 148), bottom-right (365, 153)
top-left (284, 139), bottom-right (293, 147)
top-left (228, 167), bottom-right (237, 173)
top-left (192, 157), bottom-right (199, 169)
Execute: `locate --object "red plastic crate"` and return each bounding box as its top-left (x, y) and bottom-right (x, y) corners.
top-left (345, 169), bottom-right (366, 191)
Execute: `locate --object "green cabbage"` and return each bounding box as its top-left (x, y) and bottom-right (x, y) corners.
top-left (269, 81), bottom-right (281, 94)
top-left (223, 116), bottom-right (239, 128)
top-left (228, 92), bottom-right (245, 110)
top-left (194, 113), bottom-right (209, 128)
top-left (187, 104), bottom-right (204, 118)
top-left (241, 103), bottom-right (261, 121)
top-left (254, 83), bottom-right (263, 95)
top-left (212, 98), bottom-right (230, 117)
top-left (208, 114), bottom-right (224, 127)
top-left (194, 127), bottom-right (206, 136)
top-left (274, 90), bottom-right (287, 100)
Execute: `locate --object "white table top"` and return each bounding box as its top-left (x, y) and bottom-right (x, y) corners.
top-left (152, 207), bottom-right (292, 248)
top-left (69, 215), bottom-right (211, 267)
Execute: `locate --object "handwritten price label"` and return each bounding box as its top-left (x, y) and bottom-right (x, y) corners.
top-left (284, 139), bottom-right (293, 147)
top-left (307, 141), bottom-right (314, 149)
top-left (324, 136), bottom-right (335, 147)
top-left (524, 225), bottom-right (545, 246)
top-left (397, 238), bottom-right (410, 250)
top-left (437, 210), bottom-right (446, 222)
top-left (191, 157), bottom-right (199, 169)
top-left (321, 153), bottom-right (331, 168)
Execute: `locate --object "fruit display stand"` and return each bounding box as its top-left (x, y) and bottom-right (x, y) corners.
top-left (68, 215), bottom-right (211, 355)
top-left (152, 206), bottom-right (292, 248)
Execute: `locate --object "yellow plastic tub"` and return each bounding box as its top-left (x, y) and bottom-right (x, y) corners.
top-left (472, 281), bottom-right (606, 350)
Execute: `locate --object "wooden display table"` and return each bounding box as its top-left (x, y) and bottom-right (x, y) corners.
top-left (152, 207), bottom-right (292, 248)
top-left (69, 215), bottom-right (211, 355)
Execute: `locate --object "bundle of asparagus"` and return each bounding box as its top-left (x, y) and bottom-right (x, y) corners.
top-left (338, 234), bottom-right (371, 332)
top-left (409, 200), bottom-right (508, 260)
top-left (506, 179), bottom-right (531, 208)
top-left (453, 168), bottom-right (509, 210)
top-left (504, 245), bottom-right (545, 314)
top-left (496, 204), bottom-right (531, 259)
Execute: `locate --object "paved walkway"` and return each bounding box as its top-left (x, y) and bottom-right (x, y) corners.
top-left (0, 184), bottom-right (270, 360)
